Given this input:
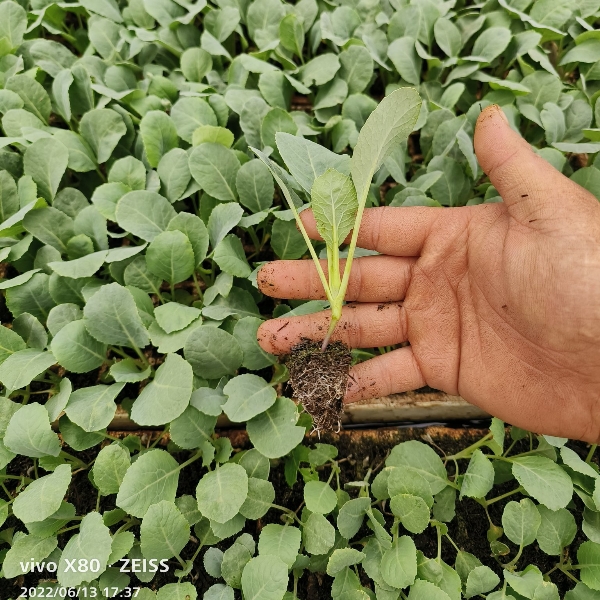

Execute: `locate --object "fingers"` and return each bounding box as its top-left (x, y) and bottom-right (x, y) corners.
top-left (474, 104), bottom-right (598, 224)
top-left (299, 206), bottom-right (445, 256)
top-left (345, 346), bottom-right (426, 403)
top-left (257, 303), bottom-right (407, 354)
top-left (257, 255), bottom-right (415, 301)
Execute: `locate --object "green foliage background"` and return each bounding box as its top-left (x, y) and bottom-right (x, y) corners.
top-left (0, 0), bottom-right (599, 597)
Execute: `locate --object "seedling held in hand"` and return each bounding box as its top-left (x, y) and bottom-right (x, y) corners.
top-left (252, 88), bottom-right (422, 349)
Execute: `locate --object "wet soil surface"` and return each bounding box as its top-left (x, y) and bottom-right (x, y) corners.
top-left (1, 426), bottom-right (594, 599)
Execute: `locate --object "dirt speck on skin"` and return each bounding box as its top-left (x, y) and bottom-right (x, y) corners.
top-left (286, 340), bottom-right (352, 434)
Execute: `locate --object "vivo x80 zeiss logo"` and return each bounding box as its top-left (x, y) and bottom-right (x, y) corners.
top-left (17, 558), bottom-right (170, 574)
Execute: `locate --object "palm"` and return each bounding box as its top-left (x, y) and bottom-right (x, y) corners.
top-left (257, 106), bottom-right (600, 442)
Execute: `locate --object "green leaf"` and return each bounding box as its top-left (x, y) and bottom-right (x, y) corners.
top-left (116, 190), bottom-right (177, 241)
top-left (109, 157), bottom-right (146, 191)
top-left (6, 75), bottom-right (51, 124)
top-left (339, 46), bottom-right (373, 95)
top-left (13, 312), bottom-right (47, 350)
top-left (408, 579), bottom-right (452, 600)
top-left (579, 542), bottom-right (600, 591)
top-left (146, 230), bottom-right (195, 285)
top-left (380, 536), bottom-right (417, 589)
top-left (184, 326), bottom-right (243, 379)
top-left (386, 440), bottom-right (448, 494)
top-left (303, 512), bottom-right (335, 554)
top-left (51, 319), bottom-right (107, 373)
top-left (2, 533), bottom-right (58, 578)
top-left (193, 125), bottom-right (234, 148)
top-left (511, 456), bottom-right (573, 510)
top-left (351, 88), bottom-right (421, 203)
top-left (241, 555), bottom-right (289, 600)
top-left (154, 303), bottom-right (202, 334)
top-left (189, 143), bottom-right (240, 201)
top-left (213, 234), bottom-right (252, 278)
top-left (140, 110), bottom-right (179, 168)
top-left (131, 353), bottom-right (193, 426)
top-left (460, 449), bottom-right (494, 499)
top-left (239, 477), bottom-right (275, 520)
top-left (0, 1), bottom-right (27, 52)
top-left (141, 500), bottom-right (190, 560)
top-left (65, 382), bottom-right (124, 432)
top-left (271, 218), bottom-right (308, 259)
top-left (233, 316), bottom-right (276, 371)
top-left (196, 463), bottom-right (249, 524)
top-left (471, 27), bottom-right (511, 62)
top-left (181, 47), bottom-right (213, 82)
top-left (0, 170), bottom-right (19, 223)
top-left (337, 497), bottom-right (371, 540)
top-left (168, 212), bottom-right (209, 267)
top-left (388, 37), bottom-right (422, 85)
top-left (92, 443), bottom-right (131, 495)
top-left (170, 406), bottom-right (217, 449)
top-left (23, 138), bottom-right (69, 202)
top-left (13, 463), bottom-right (71, 523)
top-left (156, 583), bottom-right (197, 600)
top-left (304, 480), bottom-right (338, 515)
top-left (434, 18), bottom-right (462, 57)
top-left (157, 148), bottom-right (192, 203)
top-left (327, 548), bottom-right (366, 576)
top-left (311, 168), bottom-right (358, 248)
top-left (502, 498), bottom-right (541, 546)
top-left (83, 283), bottom-right (149, 348)
top-left (247, 396), bottom-right (305, 458)
top-left (0, 348), bottom-right (56, 393)
top-left (5, 402), bottom-right (61, 458)
top-left (276, 132), bottom-right (351, 195)
top-left (390, 494), bottom-right (431, 534)
top-left (53, 130), bottom-right (97, 173)
top-left (80, 108), bottom-right (127, 164)
top-left (536, 506), bottom-right (577, 555)
top-left (171, 97), bottom-right (218, 144)
top-left (222, 374), bottom-right (276, 422)
top-left (465, 566), bottom-right (500, 598)
top-left (116, 449), bottom-right (180, 517)
top-left (0, 324), bottom-right (25, 365)
top-left (48, 250), bottom-right (108, 279)
top-left (258, 524), bottom-right (301, 568)
top-left (23, 206), bottom-right (75, 253)
top-left (236, 159), bottom-right (275, 213)
top-left (239, 449), bottom-right (271, 480)
top-left (45, 378), bottom-right (72, 422)
top-left (58, 512), bottom-right (112, 586)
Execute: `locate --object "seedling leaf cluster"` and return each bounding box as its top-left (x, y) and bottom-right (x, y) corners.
top-left (0, 0), bottom-right (597, 597)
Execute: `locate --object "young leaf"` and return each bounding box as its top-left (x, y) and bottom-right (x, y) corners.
top-left (222, 374), bottom-right (277, 422)
top-left (51, 319), bottom-right (107, 373)
top-left (92, 443), bottom-right (131, 495)
top-left (196, 463), bottom-right (249, 524)
top-left (460, 449), bottom-right (494, 499)
top-left (131, 353), bottom-right (193, 426)
top-left (311, 168), bottom-right (358, 248)
top-left (258, 524), bottom-right (301, 568)
top-left (0, 348), bottom-right (56, 392)
top-left (189, 144), bottom-right (241, 201)
top-left (184, 325), bottom-right (243, 379)
top-left (115, 190), bottom-right (177, 241)
top-left (57, 512), bottom-right (112, 586)
top-left (351, 87), bottom-right (421, 204)
top-left (140, 111), bottom-right (179, 168)
top-left (83, 283), bottom-right (149, 348)
top-left (4, 402), bottom-right (61, 458)
top-left (502, 498), bottom-right (541, 546)
top-left (140, 501), bottom-right (190, 560)
top-left (146, 230), bottom-right (195, 285)
top-left (65, 382), bottom-right (124, 432)
top-left (116, 449), bottom-right (180, 518)
top-left (79, 108), bottom-right (127, 164)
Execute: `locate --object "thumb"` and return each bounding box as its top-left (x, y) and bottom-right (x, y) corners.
top-left (474, 105), bottom-right (587, 224)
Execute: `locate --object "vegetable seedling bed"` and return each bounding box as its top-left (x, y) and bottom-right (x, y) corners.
top-left (2, 426), bottom-right (593, 599)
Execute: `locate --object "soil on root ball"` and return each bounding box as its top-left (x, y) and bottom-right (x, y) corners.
top-left (286, 340), bottom-right (352, 434)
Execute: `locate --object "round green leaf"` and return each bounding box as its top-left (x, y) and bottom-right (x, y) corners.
top-left (196, 463), bottom-right (249, 524)
top-left (92, 443), bottom-right (131, 496)
top-left (303, 513), bottom-right (335, 555)
top-left (189, 143), bottom-right (240, 201)
top-left (304, 480), bottom-right (338, 515)
top-left (241, 555), bottom-right (288, 600)
top-left (51, 319), bottom-right (107, 373)
top-left (146, 230), bottom-right (195, 285)
top-left (141, 501), bottom-right (190, 560)
top-left (184, 326), bottom-right (243, 379)
top-left (222, 374), bottom-right (277, 422)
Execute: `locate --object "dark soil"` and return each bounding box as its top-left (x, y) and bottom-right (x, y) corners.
top-left (286, 340), bottom-right (352, 434)
top-left (1, 426), bottom-right (595, 599)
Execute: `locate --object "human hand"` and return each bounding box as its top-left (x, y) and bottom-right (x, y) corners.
top-left (256, 105), bottom-right (600, 443)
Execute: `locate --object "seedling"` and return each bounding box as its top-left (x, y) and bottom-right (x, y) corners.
top-left (252, 88), bottom-right (422, 349)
